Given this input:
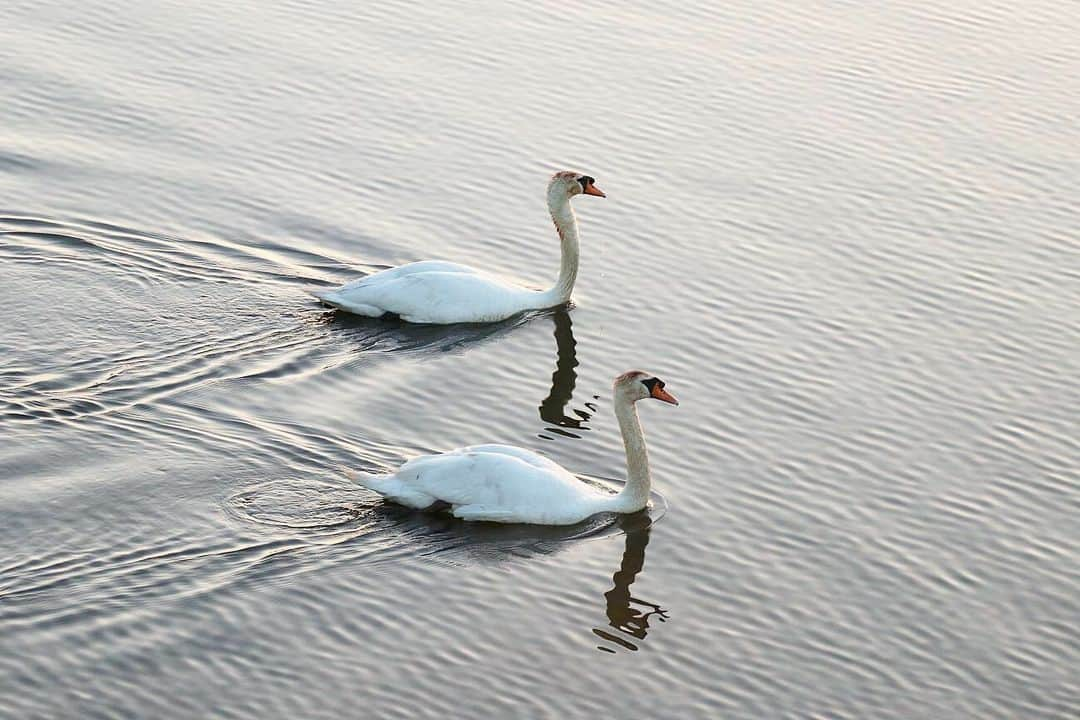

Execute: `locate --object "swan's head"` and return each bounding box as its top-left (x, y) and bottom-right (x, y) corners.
top-left (614, 370), bottom-right (679, 406)
top-left (550, 170), bottom-right (606, 199)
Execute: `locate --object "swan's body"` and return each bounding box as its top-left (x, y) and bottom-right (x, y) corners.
top-left (349, 371), bottom-right (678, 525)
top-left (314, 261), bottom-right (551, 325)
top-left (313, 171), bottom-right (605, 324)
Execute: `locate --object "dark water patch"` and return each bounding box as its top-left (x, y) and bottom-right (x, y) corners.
top-left (312, 306), bottom-right (536, 357)
top-left (0, 150), bottom-right (42, 173)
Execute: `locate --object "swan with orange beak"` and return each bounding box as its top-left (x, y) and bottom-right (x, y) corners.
top-left (345, 370), bottom-right (678, 525)
top-left (313, 170), bottom-right (605, 323)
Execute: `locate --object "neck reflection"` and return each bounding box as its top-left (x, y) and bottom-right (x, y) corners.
top-left (538, 309), bottom-right (592, 439)
top-left (593, 514), bottom-right (668, 653)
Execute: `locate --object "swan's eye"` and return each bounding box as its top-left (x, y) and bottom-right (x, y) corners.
top-left (642, 377), bottom-right (661, 392)
top-left (577, 176), bottom-right (595, 191)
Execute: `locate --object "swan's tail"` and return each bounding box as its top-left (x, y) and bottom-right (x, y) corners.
top-left (342, 466), bottom-right (396, 495)
top-left (311, 290), bottom-right (385, 318)
top-left (342, 466), bottom-right (386, 486)
top-left (312, 288), bottom-right (342, 306)
top-left (343, 466), bottom-right (435, 509)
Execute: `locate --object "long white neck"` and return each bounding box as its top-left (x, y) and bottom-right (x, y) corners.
top-left (602, 394), bottom-right (651, 513)
top-left (534, 190), bottom-right (580, 307)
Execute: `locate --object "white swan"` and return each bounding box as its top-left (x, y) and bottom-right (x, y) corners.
top-left (312, 171), bottom-right (605, 324)
top-left (346, 371), bottom-right (678, 525)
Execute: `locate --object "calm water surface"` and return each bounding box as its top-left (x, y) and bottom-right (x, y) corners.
top-left (2, 1), bottom-right (1078, 717)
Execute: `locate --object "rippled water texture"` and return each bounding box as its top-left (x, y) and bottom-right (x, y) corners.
top-left (1, 1), bottom-right (1078, 717)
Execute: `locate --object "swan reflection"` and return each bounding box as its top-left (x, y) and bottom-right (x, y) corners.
top-left (538, 309), bottom-right (593, 439)
top-left (316, 306), bottom-right (529, 357)
top-left (593, 513), bottom-right (668, 653)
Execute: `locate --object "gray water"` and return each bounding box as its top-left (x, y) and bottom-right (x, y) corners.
top-left (1, 1), bottom-right (1078, 718)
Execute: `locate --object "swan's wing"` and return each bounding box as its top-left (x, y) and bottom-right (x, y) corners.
top-left (313, 261), bottom-right (485, 316)
top-left (397, 449), bottom-right (583, 508)
top-left (341, 261), bottom-right (482, 290)
top-left (318, 271), bottom-right (532, 323)
top-left (456, 444), bottom-right (566, 472)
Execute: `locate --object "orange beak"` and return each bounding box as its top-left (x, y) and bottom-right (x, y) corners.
top-left (583, 182), bottom-right (606, 198)
top-left (651, 385), bottom-right (679, 405)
